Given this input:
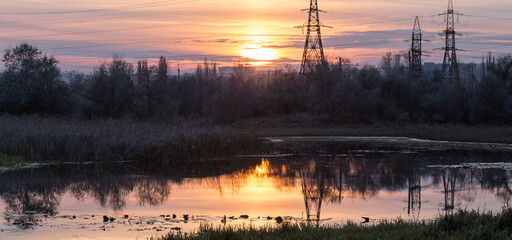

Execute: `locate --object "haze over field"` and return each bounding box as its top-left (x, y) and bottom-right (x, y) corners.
top-left (0, 0), bottom-right (511, 71)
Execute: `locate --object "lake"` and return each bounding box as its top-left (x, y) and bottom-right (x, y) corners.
top-left (1, 139), bottom-right (512, 239)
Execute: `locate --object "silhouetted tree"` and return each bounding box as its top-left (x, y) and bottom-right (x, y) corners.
top-left (208, 63), bottom-right (258, 122)
top-left (133, 59), bottom-right (167, 118)
top-left (83, 56), bottom-right (134, 118)
top-left (0, 43), bottom-right (68, 114)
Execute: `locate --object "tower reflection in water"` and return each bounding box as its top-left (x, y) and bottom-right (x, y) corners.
top-left (1, 151), bottom-right (512, 229)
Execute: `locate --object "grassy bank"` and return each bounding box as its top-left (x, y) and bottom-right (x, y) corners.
top-left (0, 153), bottom-right (33, 168)
top-left (158, 209), bottom-right (512, 240)
top-left (0, 115), bottom-right (267, 163)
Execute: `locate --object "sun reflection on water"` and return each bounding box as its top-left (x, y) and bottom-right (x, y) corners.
top-left (254, 158), bottom-right (270, 175)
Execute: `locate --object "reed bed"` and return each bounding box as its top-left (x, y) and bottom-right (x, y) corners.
top-left (0, 115), bottom-right (267, 163)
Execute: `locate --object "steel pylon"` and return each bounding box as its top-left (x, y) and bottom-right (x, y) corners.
top-left (409, 16), bottom-right (423, 76)
top-left (440, 0), bottom-right (461, 85)
top-left (299, 0), bottom-right (328, 75)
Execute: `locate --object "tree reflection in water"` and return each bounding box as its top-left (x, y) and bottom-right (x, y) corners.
top-left (0, 150), bottom-right (512, 229)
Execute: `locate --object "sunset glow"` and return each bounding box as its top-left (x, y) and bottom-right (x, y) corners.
top-left (2, 2), bottom-right (512, 240)
top-left (0, 0), bottom-right (509, 71)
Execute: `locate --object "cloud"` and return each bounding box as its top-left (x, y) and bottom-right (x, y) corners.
top-left (261, 43), bottom-right (300, 49)
top-left (192, 38), bottom-right (233, 43)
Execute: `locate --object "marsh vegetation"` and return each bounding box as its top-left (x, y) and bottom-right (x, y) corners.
top-left (157, 208), bottom-right (512, 240)
top-left (0, 115), bottom-right (266, 163)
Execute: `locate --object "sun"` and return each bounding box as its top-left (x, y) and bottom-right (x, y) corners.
top-left (241, 44), bottom-right (278, 61)
top-left (240, 44), bottom-right (278, 66)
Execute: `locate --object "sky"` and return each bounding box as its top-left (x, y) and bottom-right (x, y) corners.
top-left (0, 0), bottom-right (511, 72)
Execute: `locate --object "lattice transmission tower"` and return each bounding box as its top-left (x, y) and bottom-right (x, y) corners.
top-left (298, 0), bottom-right (329, 74)
top-left (404, 16), bottom-right (425, 119)
top-left (409, 16), bottom-right (423, 76)
top-left (439, 0), bottom-right (462, 85)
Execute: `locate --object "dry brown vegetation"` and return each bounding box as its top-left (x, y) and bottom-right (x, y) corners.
top-left (0, 115), bottom-right (266, 163)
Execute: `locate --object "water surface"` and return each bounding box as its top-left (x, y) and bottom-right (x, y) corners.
top-left (1, 147), bottom-right (511, 239)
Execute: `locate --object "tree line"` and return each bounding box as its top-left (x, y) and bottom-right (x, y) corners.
top-left (1, 43), bottom-right (511, 123)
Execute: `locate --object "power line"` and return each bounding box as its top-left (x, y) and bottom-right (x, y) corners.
top-left (466, 14), bottom-right (512, 21)
top-left (0, 0), bottom-right (189, 15)
top-left (0, 1), bottom-right (198, 29)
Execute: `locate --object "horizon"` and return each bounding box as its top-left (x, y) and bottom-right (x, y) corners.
top-left (0, 0), bottom-right (511, 73)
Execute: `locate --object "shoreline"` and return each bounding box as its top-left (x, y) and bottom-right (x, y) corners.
top-left (0, 154), bottom-right (40, 171)
top-left (265, 136), bottom-right (512, 152)
top-left (232, 123), bottom-right (512, 144)
top-left (226, 117), bottom-right (512, 144)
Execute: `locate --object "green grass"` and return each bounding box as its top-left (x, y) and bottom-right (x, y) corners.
top-left (0, 153), bottom-right (33, 168)
top-left (157, 209), bottom-right (512, 240)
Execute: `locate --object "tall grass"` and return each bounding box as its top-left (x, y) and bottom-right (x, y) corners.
top-left (158, 208), bottom-right (512, 240)
top-left (0, 115), bottom-right (267, 163)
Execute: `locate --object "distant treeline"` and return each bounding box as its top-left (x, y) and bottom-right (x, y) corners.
top-left (1, 43), bottom-right (511, 123)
